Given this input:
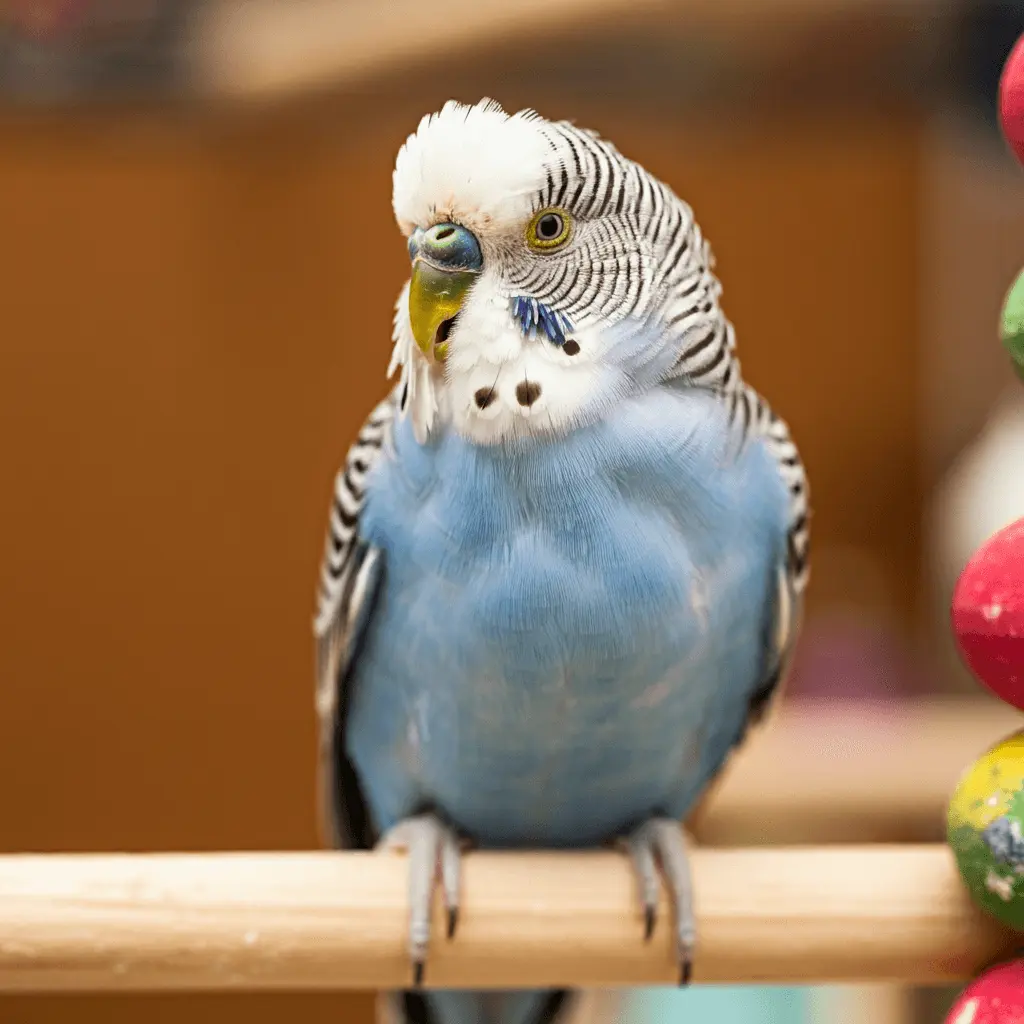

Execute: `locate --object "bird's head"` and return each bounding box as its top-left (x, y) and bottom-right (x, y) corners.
top-left (388, 98), bottom-right (731, 444)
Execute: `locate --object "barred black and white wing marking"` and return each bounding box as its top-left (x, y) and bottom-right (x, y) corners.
top-left (314, 387), bottom-right (399, 849)
top-left (733, 383), bottom-right (810, 593)
top-left (733, 383), bottom-right (810, 736)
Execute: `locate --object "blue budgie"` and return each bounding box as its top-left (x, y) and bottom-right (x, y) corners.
top-left (314, 99), bottom-right (810, 1024)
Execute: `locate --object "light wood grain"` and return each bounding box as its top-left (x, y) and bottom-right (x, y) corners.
top-left (0, 845), bottom-right (1012, 992)
top-left (697, 698), bottom-right (1022, 843)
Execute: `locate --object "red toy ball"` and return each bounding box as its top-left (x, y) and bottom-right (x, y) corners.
top-left (945, 961), bottom-right (1024, 1024)
top-left (1000, 33), bottom-right (1024, 167)
top-left (953, 518), bottom-right (1024, 710)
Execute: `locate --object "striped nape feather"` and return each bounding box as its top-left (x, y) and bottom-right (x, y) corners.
top-left (529, 119), bottom-right (738, 397)
top-left (527, 118), bottom-right (810, 593)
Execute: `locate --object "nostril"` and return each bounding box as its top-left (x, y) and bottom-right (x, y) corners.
top-left (416, 223), bottom-right (483, 271)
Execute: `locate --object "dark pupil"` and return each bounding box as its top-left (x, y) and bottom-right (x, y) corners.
top-left (537, 214), bottom-right (562, 240)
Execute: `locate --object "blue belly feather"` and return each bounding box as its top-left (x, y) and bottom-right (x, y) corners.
top-left (347, 386), bottom-right (789, 848)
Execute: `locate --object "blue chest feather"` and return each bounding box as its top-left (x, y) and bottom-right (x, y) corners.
top-left (348, 388), bottom-right (789, 847)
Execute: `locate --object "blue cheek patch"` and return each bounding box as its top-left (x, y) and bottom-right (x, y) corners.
top-left (511, 296), bottom-right (574, 348)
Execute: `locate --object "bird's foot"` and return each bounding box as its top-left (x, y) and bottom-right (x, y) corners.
top-left (618, 817), bottom-right (696, 985)
top-left (378, 812), bottom-right (464, 987)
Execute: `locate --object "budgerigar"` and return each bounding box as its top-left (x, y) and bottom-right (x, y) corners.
top-left (314, 99), bottom-right (810, 1024)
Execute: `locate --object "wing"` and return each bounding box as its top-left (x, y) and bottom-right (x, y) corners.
top-left (736, 384), bottom-right (810, 737)
top-left (313, 386), bottom-right (401, 850)
top-left (745, 559), bottom-right (803, 732)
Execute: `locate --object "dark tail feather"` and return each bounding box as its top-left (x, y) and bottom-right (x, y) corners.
top-left (533, 991), bottom-right (574, 1024)
top-left (391, 989), bottom-right (575, 1024)
top-left (398, 992), bottom-right (434, 1024)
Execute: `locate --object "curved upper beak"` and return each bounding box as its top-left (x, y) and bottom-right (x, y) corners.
top-left (407, 223), bottom-right (482, 358)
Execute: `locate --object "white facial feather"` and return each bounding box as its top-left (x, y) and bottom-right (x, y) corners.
top-left (388, 282), bottom-right (438, 444)
top-left (386, 97), bottom-right (712, 446)
top-left (392, 98), bottom-right (552, 238)
top-left (389, 98), bottom-right (602, 445)
top-left (445, 286), bottom-right (623, 444)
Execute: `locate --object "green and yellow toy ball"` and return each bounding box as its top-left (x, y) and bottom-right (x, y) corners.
top-left (948, 731), bottom-right (1024, 929)
top-left (1003, 269), bottom-right (1024, 381)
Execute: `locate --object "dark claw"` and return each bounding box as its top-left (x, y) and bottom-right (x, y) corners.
top-left (413, 961), bottom-right (425, 987)
top-left (679, 959), bottom-right (693, 986)
top-left (643, 904), bottom-right (656, 941)
top-left (446, 907), bottom-right (459, 939)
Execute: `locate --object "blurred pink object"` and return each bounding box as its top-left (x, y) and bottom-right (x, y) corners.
top-left (785, 613), bottom-right (927, 700)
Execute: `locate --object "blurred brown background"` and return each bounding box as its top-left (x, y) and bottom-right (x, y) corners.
top-left (1, 1), bottom-right (1023, 1023)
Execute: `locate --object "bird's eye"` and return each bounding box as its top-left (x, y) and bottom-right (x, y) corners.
top-left (536, 214), bottom-right (562, 239)
top-left (526, 208), bottom-right (572, 251)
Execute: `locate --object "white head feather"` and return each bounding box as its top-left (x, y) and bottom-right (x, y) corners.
top-left (386, 98), bottom-right (731, 446)
top-left (392, 99), bottom-right (551, 238)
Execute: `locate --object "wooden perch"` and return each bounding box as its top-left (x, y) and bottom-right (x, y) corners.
top-left (0, 845), bottom-right (1014, 993)
top-left (698, 697), bottom-right (1022, 843)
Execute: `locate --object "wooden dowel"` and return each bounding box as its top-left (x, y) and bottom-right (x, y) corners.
top-left (0, 845), bottom-right (1013, 993)
top-left (698, 698), bottom-right (1021, 842)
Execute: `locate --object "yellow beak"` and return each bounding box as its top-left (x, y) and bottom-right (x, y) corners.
top-left (406, 222), bottom-right (483, 359)
top-left (408, 260), bottom-right (477, 359)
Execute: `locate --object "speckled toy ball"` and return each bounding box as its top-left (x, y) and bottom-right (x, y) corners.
top-left (1001, 32), bottom-right (1024, 167)
top-left (948, 731), bottom-right (1024, 928)
top-left (1002, 270), bottom-right (1024, 380)
top-left (944, 960), bottom-right (1024, 1024)
top-left (953, 518), bottom-right (1024, 709)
